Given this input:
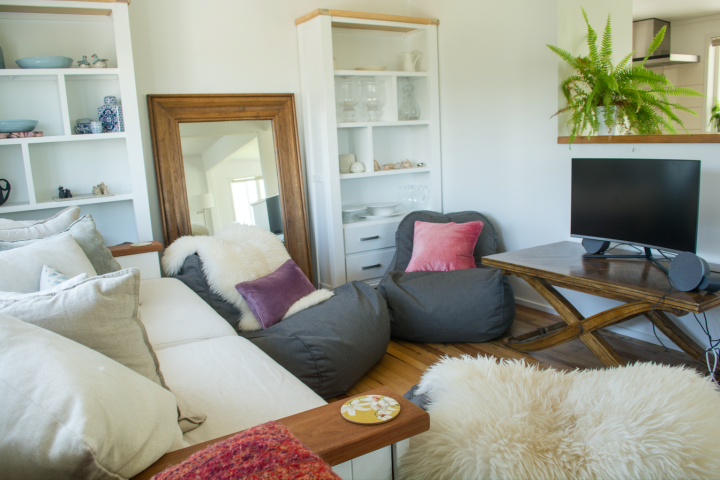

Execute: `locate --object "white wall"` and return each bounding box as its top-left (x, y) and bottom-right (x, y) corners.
top-left (182, 155), bottom-right (208, 226)
top-left (207, 160), bottom-right (263, 232)
top-left (127, 0), bottom-right (720, 353)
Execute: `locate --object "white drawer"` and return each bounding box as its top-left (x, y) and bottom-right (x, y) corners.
top-left (346, 249), bottom-right (395, 282)
top-left (344, 221), bottom-right (398, 255)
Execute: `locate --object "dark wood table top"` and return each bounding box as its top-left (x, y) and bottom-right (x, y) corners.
top-left (482, 241), bottom-right (720, 314)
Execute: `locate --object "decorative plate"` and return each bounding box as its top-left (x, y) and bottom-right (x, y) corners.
top-left (342, 205), bottom-right (368, 213)
top-left (340, 395), bottom-right (400, 425)
top-left (357, 212), bottom-right (405, 219)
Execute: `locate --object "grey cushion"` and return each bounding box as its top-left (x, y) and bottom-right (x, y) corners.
top-left (173, 254), bottom-right (242, 329)
top-left (240, 281), bottom-right (390, 399)
top-left (391, 210), bottom-right (498, 272)
top-left (380, 267), bottom-right (514, 342)
top-left (0, 215), bottom-right (121, 275)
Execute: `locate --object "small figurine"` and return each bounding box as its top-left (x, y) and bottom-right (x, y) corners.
top-left (77, 56), bottom-right (91, 68)
top-left (58, 186), bottom-right (72, 199)
top-left (383, 164), bottom-right (395, 170)
top-left (92, 185), bottom-right (100, 195)
top-left (92, 182), bottom-right (110, 196)
top-left (401, 159), bottom-right (412, 169)
top-left (91, 54), bottom-right (108, 68)
top-left (374, 160), bottom-right (380, 172)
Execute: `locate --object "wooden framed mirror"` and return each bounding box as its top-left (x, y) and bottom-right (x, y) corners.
top-left (147, 94), bottom-right (313, 283)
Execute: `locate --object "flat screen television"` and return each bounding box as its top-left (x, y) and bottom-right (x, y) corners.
top-left (266, 194), bottom-right (283, 235)
top-left (571, 158), bottom-right (701, 254)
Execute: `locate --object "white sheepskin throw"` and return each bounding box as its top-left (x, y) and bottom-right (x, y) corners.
top-left (399, 356), bottom-right (720, 480)
top-left (162, 223), bottom-right (332, 331)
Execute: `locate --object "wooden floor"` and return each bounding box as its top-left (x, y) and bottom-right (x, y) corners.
top-left (329, 305), bottom-right (703, 403)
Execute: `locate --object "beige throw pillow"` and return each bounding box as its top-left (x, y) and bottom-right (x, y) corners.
top-left (0, 206), bottom-right (80, 240)
top-left (0, 268), bottom-right (165, 387)
top-left (0, 234), bottom-right (96, 293)
top-left (0, 313), bottom-right (181, 480)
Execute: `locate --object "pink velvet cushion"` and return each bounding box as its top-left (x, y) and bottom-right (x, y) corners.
top-left (235, 259), bottom-right (315, 329)
top-left (405, 220), bottom-right (484, 272)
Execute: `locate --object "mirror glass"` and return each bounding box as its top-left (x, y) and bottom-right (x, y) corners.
top-left (179, 121), bottom-right (283, 241)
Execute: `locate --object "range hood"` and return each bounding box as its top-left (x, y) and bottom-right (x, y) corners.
top-left (633, 18), bottom-right (700, 67)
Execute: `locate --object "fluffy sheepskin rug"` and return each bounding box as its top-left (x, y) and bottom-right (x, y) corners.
top-left (162, 223), bottom-right (332, 331)
top-left (399, 356), bottom-right (720, 480)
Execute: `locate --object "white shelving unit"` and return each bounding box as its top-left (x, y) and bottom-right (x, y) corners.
top-left (297, 10), bottom-right (442, 289)
top-left (0, 0), bottom-right (152, 246)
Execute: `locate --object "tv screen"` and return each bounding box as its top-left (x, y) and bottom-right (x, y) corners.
top-left (266, 194), bottom-right (283, 235)
top-left (571, 158), bottom-right (701, 253)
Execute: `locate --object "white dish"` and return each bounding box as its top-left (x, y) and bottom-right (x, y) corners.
top-left (355, 66), bottom-right (387, 71)
top-left (358, 212), bottom-right (405, 219)
top-left (342, 205), bottom-right (368, 213)
top-left (367, 203), bottom-right (400, 216)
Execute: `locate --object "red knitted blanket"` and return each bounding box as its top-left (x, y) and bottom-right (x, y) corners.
top-left (153, 421), bottom-right (341, 480)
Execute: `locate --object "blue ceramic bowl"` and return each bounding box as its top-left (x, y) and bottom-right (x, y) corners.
top-left (16, 56), bottom-right (73, 69)
top-left (0, 119), bottom-right (38, 133)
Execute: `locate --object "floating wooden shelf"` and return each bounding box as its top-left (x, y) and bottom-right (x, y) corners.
top-left (558, 135), bottom-right (720, 144)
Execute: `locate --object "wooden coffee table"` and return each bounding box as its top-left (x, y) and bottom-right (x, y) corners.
top-left (482, 242), bottom-right (720, 367)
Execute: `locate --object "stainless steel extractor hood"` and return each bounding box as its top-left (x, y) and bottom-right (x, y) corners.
top-left (633, 18), bottom-right (700, 67)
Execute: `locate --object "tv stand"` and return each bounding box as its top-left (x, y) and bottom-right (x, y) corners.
top-left (583, 247), bottom-right (669, 274)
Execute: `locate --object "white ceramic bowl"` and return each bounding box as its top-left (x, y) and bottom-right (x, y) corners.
top-left (367, 203), bottom-right (399, 216)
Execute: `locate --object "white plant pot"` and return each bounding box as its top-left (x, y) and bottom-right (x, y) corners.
top-left (595, 106), bottom-right (617, 136)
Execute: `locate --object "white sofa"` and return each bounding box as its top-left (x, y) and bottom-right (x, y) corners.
top-left (136, 276), bottom-right (396, 479)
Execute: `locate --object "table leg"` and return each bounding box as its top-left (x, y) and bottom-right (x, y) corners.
top-left (643, 311), bottom-right (706, 363)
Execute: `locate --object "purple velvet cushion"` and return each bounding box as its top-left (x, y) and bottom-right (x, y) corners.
top-left (235, 259), bottom-right (315, 329)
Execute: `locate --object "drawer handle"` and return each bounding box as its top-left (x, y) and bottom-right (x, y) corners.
top-left (360, 236), bottom-right (380, 241)
top-left (362, 264), bottom-right (382, 270)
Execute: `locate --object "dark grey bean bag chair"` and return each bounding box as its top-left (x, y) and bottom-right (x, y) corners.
top-left (378, 210), bottom-right (515, 343)
top-left (240, 281), bottom-right (390, 399)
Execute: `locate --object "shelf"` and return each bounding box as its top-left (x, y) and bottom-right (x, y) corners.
top-left (343, 212), bottom-right (409, 228)
top-left (0, 193), bottom-right (134, 214)
top-left (0, 133), bottom-right (126, 145)
top-left (340, 167), bottom-right (430, 179)
top-left (338, 120), bottom-right (429, 128)
top-left (0, 68), bottom-right (119, 77)
top-left (558, 134), bottom-right (720, 144)
top-left (334, 70), bottom-right (427, 77)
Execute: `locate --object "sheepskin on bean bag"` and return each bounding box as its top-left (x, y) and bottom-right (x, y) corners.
top-left (399, 356), bottom-right (720, 480)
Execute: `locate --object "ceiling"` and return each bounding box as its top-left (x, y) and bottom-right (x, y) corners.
top-left (180, 136), bottom-right (222, 156)
top-left (633, 0), bottom-right (720, 22)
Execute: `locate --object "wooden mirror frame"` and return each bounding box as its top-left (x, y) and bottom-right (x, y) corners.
top-left (147, 94), bottom-right (313, 283)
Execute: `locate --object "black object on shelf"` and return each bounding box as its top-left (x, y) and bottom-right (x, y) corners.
top-left (0, 179), bottom-right (10, 206)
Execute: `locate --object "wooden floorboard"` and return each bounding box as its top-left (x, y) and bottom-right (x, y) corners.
top-left (328, 305), bottom-right (703, 403)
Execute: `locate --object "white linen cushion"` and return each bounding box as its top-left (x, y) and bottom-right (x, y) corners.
top-left (0, 268), bottom-right (165, 387)
top-left (0, 273), bottom-right (87, 301)
top-left (0, 313), bottom-right (182, 480)
top-left (140, 278), bottom-right (237, 350)
top-left (156, 336), bottom-right (326, 447)
top-left (0, 234), bottom-right (96, 293)
top-left (0, 206), bottom-right (80, 240)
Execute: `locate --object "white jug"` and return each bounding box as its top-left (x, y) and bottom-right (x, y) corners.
top-left (401, 52), bottom-right (419, 72)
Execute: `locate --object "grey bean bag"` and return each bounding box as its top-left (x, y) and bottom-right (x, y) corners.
top-left (240, 281), bottom-right (390, 399)
top-left (378, 210), bottom-right (515, 342)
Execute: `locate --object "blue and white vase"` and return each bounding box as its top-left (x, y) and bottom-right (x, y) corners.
top-left (98, 95), bottom-right (124, 133)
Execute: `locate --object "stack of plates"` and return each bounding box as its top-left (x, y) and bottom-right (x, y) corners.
top-left (342, 203), bottom-right (403, 219)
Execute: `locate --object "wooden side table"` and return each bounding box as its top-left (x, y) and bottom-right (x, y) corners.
top-left (133, 387), bottom-right (429, 480)
top-left (482, 242), bottom-right (719, 367)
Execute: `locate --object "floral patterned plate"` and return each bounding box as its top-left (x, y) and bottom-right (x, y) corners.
top-left (340, 395), bottom-right (401, 425)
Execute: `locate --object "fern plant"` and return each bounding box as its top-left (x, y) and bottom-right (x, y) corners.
top-left (709, 98), bottom-right (720, 132)
top-left (548, 8), bottom-right (703, 144)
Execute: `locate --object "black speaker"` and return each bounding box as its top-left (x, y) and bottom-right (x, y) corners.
top-left (669, 252), bottom-right (720, 292)
top-left (582, 238), bottom-right (611, 254)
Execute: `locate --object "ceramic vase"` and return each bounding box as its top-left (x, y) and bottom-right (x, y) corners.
top-left (595, 106), bottom-right (617, 136)
top-left (90, 121), bottom-right (103, 134)
top-left (98, 95), bottom-right (124, 133)
top-left (339, 154), bottom-right (355, 173)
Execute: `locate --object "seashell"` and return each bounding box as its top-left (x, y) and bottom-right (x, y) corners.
top-left (339, 154), bottom-right (356, 173)
top-left (374, 160), bottom-right (380, 172)
top-left (401, 159), bottom-right (412, 169)
top-left (383, 164), bottom-right (395, 170)
top-left (394, 162), bottom-right (402, 170)
top-left (350, 161), bottom-right (366, 173)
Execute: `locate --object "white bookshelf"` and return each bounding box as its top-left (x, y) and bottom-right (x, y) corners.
top-left (0, 0), bottom-right (152, 245)
top-left (297, 10), bottom-right (442, 289)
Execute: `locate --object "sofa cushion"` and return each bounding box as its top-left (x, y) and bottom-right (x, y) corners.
top-left (0, 215), bottom-right (121, 275)
top-left (172, 254), bottom-right (243, 329)
top-left (392, 211), bottom-right (498, 272)
top-left (380, 267), bottom-right (515, 343)
top-left (406, 220), bottom-right (484, 272)
top-left (241, 281), bottom-right (391, 399)
top-left (0, 234), bottom-right (96, 293)
top-left (0, 206), bottom-right (80, 240)
top-left (0, 269), bottom-right (166, 388)
top-left (155, 336), bottom-right (326, 447)
top-left (0, 313), bottom-right (182, 480)
top-left (139, 277), bottom-right (238, 350)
